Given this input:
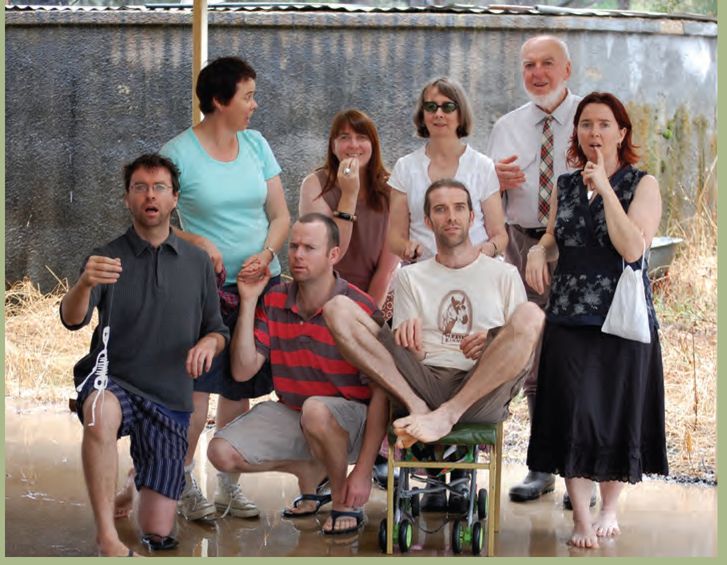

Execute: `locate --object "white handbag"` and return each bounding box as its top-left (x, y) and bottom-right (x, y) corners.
top-left (601, 241), bottom-right (652, 344)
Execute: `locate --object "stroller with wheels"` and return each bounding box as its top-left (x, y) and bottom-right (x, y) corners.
top-left (378, 421), bottom-right (503, 556)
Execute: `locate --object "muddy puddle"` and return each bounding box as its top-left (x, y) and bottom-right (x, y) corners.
top-left (4, 400), bottom-right (716, 557)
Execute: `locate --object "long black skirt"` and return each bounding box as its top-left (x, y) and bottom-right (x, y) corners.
top-left (526, 322), bottom-right (669, 483)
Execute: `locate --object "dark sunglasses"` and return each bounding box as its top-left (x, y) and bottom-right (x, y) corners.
top-left (422, 101), bottom-right (458, 114)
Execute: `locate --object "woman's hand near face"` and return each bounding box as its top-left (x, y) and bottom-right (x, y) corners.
top-left (336, 157), bottom-right (361, 198)
top-left (581, 148), bottom-right (612, 196)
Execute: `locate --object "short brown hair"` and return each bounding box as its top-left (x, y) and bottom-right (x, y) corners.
top-left (196, 56), bottom-right (256, 115)
top-left (423, 178), bottom-right (472, 217)
top-left (297, 212), bottom-right (340, 250)
top-left (123, 153), bottom-right (180, 194)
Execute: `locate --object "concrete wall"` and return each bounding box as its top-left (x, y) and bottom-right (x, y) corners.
top-left (5, 9), bottom-right (717, 290)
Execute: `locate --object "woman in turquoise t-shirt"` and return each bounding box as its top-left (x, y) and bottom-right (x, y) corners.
top-left (160, 56), bottom-right (290, 521)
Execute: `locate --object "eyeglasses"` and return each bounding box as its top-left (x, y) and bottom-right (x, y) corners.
top-left (129, 183), bottom-right (172, 194)
top-left (422, 101), bottom-right (458, 114)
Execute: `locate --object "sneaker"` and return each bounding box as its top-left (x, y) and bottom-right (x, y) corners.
top-left (177, 475), bottom-right (216, 521)
top-left (214, 479), bottom-right (260, 518)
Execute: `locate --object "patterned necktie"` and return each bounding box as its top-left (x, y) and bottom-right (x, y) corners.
top-left (538, 115), bottom-right (554, 225)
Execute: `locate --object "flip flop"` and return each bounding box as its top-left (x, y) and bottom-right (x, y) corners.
top-left (141, 533), bottom-right (179, 551)
top-left (322, 508), bottom-right (365, 536)
top-left (282, 493), bottom-right (332, 518)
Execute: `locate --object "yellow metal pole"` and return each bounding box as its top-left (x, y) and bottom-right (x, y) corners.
top-left (192, 0), bottom-right (208, 126)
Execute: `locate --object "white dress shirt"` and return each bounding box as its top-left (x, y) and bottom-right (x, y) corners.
top-left (486, 91), bottom-right (582, 229)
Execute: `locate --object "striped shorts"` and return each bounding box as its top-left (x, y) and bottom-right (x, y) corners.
top-left (76, 378), bottom-right (189, 500)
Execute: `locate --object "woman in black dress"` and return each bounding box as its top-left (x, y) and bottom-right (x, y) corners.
top-left (525, 92), bottom-right (668, 548)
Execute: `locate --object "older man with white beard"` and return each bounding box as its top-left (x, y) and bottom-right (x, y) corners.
top-left (486, 35), bottom-right (589, 506)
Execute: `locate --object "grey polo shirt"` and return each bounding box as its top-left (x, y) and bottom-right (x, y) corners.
top-left (61, 227), bottom-right (229, 412)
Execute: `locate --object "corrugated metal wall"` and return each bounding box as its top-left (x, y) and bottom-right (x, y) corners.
top-left (5, 8), bottom-right (716, 289)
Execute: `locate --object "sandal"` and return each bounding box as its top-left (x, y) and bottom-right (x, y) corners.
top-left (322, 508), bottom-right (364, 535)
top-left (141, 533), bottom-right (179, 551)
top-left (282, 493), bottom-right (332, 518)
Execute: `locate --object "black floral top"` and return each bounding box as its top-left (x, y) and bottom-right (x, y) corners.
top-left (546, 165), bottom-right (658, 328)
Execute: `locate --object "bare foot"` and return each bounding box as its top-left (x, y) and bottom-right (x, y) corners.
top-left (568, 517), bottom-right (599, 549)
top-left (284, 499), bottom-right (320, 516)
top-left (98, 540), bottom-right (142, 557)
top-left (322, 507), bottom-right (362, 534)
top-left (593, 510), bottom-right (621, 537)
top-left (393, 410), bottom-right (454, 445)
top-left (393, 427), bottom-right (418, 449)
top-left (114, 468), bottom-right (136, 519)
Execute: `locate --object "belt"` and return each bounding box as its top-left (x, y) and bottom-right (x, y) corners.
top-left (510, 224), bottom-right (546, 239)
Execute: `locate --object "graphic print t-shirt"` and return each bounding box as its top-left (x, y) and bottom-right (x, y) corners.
top-left (392, 256), bottom-right (527, 371)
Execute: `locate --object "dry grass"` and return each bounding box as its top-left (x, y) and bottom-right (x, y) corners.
top-left (4, 276), bottom-right (93, 404)
top-left (4, 176), bottom-right (717, 481)
top-left (649, 162), bottom-right (717, 482)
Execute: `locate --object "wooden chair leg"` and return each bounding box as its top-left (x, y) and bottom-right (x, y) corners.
top-left (495, 421), bottom-right (503, 533)
top-left (386, 440), bottom-right (395, 554)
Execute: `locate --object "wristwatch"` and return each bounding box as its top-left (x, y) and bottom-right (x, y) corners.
top-left (264, 245), bottom-right (276, 260)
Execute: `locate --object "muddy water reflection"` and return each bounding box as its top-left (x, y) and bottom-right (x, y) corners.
top-left (4, 400), bottom-right (716, 557)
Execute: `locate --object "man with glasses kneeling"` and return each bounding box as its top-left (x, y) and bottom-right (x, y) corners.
top-left (60, 154), bottom-right (228, 556)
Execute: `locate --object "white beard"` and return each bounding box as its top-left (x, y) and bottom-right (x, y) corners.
top-left (526, 82), bottom-right (568, 113)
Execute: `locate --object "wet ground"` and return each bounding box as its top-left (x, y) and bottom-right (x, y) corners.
top-left (4, 400), bottom-right (717, 557)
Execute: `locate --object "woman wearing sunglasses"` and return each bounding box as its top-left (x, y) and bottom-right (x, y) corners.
top-left (299, 109), bottom-right (399, 311)
top-left (387, 77), bottom-right (507, 262)
top-left (385, 77), bottom-right (507, 513)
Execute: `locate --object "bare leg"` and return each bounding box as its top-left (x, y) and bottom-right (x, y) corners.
top-left (299, 398), bottom-right (357, 533)
top-left (216, 396), bottom-right (250, 429)
top-left (81, 390), bottom-right (137, 557)
top-left (323, 296), bottom-right (429, 416)
top-left (214, 395), bottom-right (250, 486)
top-left (178, 392), bottom-right (216, 521)
top-left (566, 477), bottom-right (599, 548)
top-left (137, 487), bottom-right (178, 538)
top-left (114, 467), bottom-right (136, 519)
top-left (393, 302), bottom-right (544, 445)
top-left (594, 481), bottom-right (623, 537)
top-left (185, 392), bottom-right (210, 468)
top-left (213, 396), bottom-right (258, 516)
top-left (207, 438), bottom-right (326, 513)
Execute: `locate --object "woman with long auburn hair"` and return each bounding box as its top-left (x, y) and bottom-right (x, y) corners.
top-left (299, 108), bottom-right (399, 309)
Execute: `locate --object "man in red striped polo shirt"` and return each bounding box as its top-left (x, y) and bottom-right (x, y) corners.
top-left (207, 213), bottom-right (388, 536)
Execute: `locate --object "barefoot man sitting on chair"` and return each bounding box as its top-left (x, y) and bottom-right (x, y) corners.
top-left (325, 179), bottom-right (543, 452)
